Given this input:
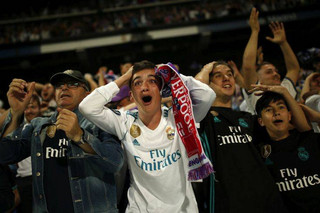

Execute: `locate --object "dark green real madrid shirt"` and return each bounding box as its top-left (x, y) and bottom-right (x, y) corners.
top-left (194, 107), bottom-right (287, 213)
top-left (261, 130), bottom-right (320, 213)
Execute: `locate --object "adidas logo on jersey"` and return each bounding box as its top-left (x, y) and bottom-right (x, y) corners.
top-left (133, 139), bottom-right (140, 146)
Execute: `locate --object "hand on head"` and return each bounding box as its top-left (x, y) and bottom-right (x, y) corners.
top-left (249, 84), bottom-right (288, 96)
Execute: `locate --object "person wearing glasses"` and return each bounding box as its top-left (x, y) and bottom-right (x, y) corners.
top-left (0, 70), bottom-right (124, 213)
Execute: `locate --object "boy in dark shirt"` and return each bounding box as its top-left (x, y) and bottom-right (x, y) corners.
top-left (255, 86), bottom-right (320, 212)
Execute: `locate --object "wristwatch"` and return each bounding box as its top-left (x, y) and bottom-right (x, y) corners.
top-left (73, 131), bottom-right (86, 146)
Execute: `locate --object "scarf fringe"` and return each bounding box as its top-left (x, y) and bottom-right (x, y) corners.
top-left (188, 162), bottom-right (214, 181)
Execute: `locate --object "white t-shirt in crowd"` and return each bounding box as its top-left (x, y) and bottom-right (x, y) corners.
top-left (305, 94), bottom-right (320, 133)
top-left (16, 157), bottom-right (32, 177)
top-left (16, 119), bottom-right (33, 178)
top-left (79, 75), bottom-right (215, 213)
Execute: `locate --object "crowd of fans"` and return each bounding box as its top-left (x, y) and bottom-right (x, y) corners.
top-left (0, 1), bottom-right (320, 212)
top-left (0, 0), bottom-right (316, 45)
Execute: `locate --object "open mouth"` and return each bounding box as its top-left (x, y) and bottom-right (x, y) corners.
top-left (273, 119), bottom-right (283, 124)
top-left (223, 84), bottom-right (231, 88)
top-left (43, 92), bottom-right (49, 98)
top-left (142, 95), bottom-right (152, 104)
top-left (60, 94), bottom-right (70, 98)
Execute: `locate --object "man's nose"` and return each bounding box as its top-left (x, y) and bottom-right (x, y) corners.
top-left (61, 84), bottom-right (69, 90)
top-left (141, 81), bottom-right (149, 91)
top-left (223, 74), bottom-right (230, 81)
top-left (274, 109), bottom-right (280, 116)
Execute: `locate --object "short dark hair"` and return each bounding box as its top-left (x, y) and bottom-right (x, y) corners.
top-left (129, 60), bottom-right (156, 89)
top-left (255, 91), bottom-right (289, 118)
top-left (256, 61), bottom-right (273, 72)
top-left (209, 60), bottom-right (234, 80)
top-left (30, 94), bottom-right (41, 107)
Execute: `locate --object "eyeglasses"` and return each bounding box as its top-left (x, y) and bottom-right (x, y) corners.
top-left (55, 82), bottom-right (88, 91)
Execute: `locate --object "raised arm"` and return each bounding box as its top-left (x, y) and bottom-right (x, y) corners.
top-left (300, 103), bottom-right (320, 125)
top-left (195, 61), bottom-right (216, 85)
top-left (114, 66), bottom-right (132, 88)
top-left (33, 82), bottom-right (44, 96)
top-left (228, 60), bottom-right (245, 88)
top-left (84, 73), bottom-right (98, 92)
top-left (181, 73), bottom-right (216, 122)
top-left (97, 66), bottom-right (107, 87)
top-left (2, 79), bottom-right (35, 138)
top-left (241, 7), bottom-right (260, 91)
top-left (299, 73), bottom-right (319, 102)
top-left (266, 21), bottom-right (300, 85)
top-left (79, 67), bottom-right (133, 138)
top-left (257, 46), bottom-right (264, 66)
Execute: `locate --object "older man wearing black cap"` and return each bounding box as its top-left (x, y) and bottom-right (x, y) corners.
top-left (0, 70), bottom-right (123, 213)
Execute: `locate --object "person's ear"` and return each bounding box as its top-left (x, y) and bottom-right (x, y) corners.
top-left (129, 91), bottom-right (134, 102)
top-left (288, 111), bottom-right (292, 122)
top-left (258, 117), bottom-right (265, 127)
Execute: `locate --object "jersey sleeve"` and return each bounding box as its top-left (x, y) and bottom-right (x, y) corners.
top-left (281, 77), bottom-right (297, 99)
top-left (181, 74), bottom-right (216, 122)
top-left (79, 82), bottom-right (128, 140)
top-left (305, 94), bottom-right (320, 112)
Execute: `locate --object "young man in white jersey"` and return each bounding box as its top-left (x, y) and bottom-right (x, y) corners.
top-left (79, 60), bottom-right (215, 212)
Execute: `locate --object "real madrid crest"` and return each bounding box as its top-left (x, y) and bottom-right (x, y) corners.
top-left (46, 125), bottom-right (57, 138)
top-left (166, 126), bottom-right (175, 140)
top-left (297, 146), bottom-right (309, 161)
top-left (130, 124), bottom-right (141, 138)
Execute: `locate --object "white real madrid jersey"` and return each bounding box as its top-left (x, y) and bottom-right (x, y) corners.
top-left (121, 107), bottom-right (197, 212)
top-left (79, 78), bottom-right (216, 212)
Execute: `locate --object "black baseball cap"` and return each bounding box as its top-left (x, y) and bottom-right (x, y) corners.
top-left (50, 69), bottom-right (89, 91)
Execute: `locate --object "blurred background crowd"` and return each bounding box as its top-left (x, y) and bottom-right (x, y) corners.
top-left (0, 0), bottom-right (318, 107)
top-left (0, 0), bottom-right (317, 45)
top-left (0, 0), bottom-right (320, 212)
